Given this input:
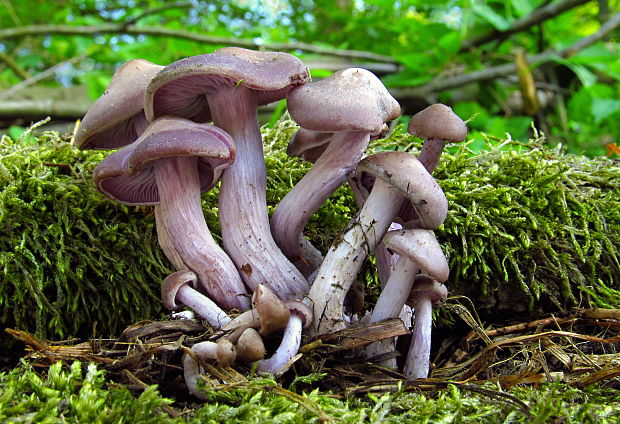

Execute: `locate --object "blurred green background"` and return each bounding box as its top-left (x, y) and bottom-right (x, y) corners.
top-left (1, 0), bottom-right (619, 156)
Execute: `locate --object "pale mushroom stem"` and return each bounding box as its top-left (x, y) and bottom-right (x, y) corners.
top-left (271, 131), bottom-right (370, 276)
top-left (174, 284), bottom-right (232, 328)
top-left (403, 297), bottom-right (434, 379)
top-left (419, 138), bottom-right (446, 175)
top-left (365, 257), bottom-right (419, 367)
top-left (257, 313), bottom-right (303, 375)
top-left (154, 155), bottom-right (250, 311)
top-left (207, 87), bottom-right (309, 300)
top-left (308, 178), bottom-right (405, 335)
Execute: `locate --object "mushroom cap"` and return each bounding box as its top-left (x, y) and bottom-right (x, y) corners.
top-left (76, 59), bottom-right (163, 150)
top-left (381, 229), bottom-right (449, 283)
top-left (407, 274), bottom-right (448, 306)
top-left (236, 328), bottom-right (266, 363)
top-left (407, 104), bottom-right (467, 142)
top-left (144, 47), bottom-right (310, 122)
top-left (93, 116), bottom-right (236, 206)
top-left (161, 270), bottom-right (198, 310)
top-left (287, 68), bottom-right (400, 134)
top-left (252, 285), bottom-right (291, 336)
top-left (215, 338), bottom-right (237, 367)
top-left (354, 151), bottom-right (448, 229)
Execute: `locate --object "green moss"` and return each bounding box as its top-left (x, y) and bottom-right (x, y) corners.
top-left (2, 361), bottom-right (618, 423)
top-left (0, 130), bottom-right (172, 349)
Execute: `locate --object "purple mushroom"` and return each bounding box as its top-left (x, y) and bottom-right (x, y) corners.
top-left (75, 59), bottom-right (163, 150)
top-left (271, 68), bottom-right (400, 277)
top-left (408, 104), bottom-right (468, 174)
top-left (365, 229), bottom-right (448, 368)
top-left (308, 151), bottom-right (448, 335)
top-left (403, 274), bottom-right (448, 379)
top-left (93, 116), bottom-right (250, 311)
top-left (144, 47), bottom-right (310, 301)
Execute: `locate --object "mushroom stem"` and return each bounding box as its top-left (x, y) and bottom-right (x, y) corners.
top-left (271, 131), bottom-right (370, 276)
top-left (418, 138), bottom-right (445, 174)
top-left (174, 284), bottom-right (232, 328)
top-left (403, 298), bottom-right (434, 379)
top-left (154, 156), bottom-right (250, 311)
top-left (308, 178), bottom-right (404, 335)
top-left (257, 313), bottom-right (303, 375)
top-left (365, 256), bottom-right (418, 366)
top-left (207, 87), bottom-right (309, 300)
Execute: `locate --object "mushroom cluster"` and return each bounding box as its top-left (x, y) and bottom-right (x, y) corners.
top-left (77, 48), bottom-right (467, 395)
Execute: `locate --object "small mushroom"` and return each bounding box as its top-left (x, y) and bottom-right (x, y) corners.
top-left (408, 104), bottom-right (467, 173)
top-left (271, 68), bottom-right (400, 276)
top-left (94, 117), bottom-right (249, 311)
top-left (162, 270), bottom-right (231, 329)
top-left (183, 338), bottom-right (236, 399)
top-left (365, 229), bottom-right (448, 367)
top-left (308, 151), bottom-right (447, 335)
top-left (235, 328), bottom-right (267, 363)
top-left (403, 274), bottom-right (448, 379)
top-left (144, 47), bottom-right (310, 300)
top-left (75, 59), bottom-right (163, 150)
top-left (257, 301), bottom-right (313, 375)
top-left (222, 284), bottom-right (291, 337)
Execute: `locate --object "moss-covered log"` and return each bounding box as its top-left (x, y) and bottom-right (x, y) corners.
top-left (1, 119), bottom-right (619, 350)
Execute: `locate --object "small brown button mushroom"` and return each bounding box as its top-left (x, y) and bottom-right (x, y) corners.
top-left (408, 104), bottom-right (467, 173)
top-left (403, 274), bottom-right (448, 379)
top-left (144, 48), bottom-right (310, 301)
top-left (183, 338), bottom-right (237, 399)
top-left (94, 117), bottom-right (249, 311)
top-left (271, 68), bottom-right (401, 277)
top-left (308, 151), bottom-right (447, 335)
top-left (76, 59), bottom-right (163, 150)
top-left (222, 284), bottom-right (290, 336)
top-left (235, 328), bottom-right (266, 363)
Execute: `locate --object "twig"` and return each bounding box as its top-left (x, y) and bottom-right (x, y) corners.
top-left (0, 51), bottom-right (31, 80)
top-left (0, 24), bottom-right (395, 63)
top-left (121, 1), bottom-right (193, 28)
top-left (461, 0), bottom-right (592, 51)
top-left (0, 52), bottom-right (89, 100)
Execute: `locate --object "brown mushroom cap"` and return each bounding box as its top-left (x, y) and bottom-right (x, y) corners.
top-left (408, 104), bottom-right (467, 143)
top-left (381, 229), bottom-right (449, 283)
top-left (354, 152), bottom-right (448, 229)
top-left (285, 301), bottom-right (313, 329)
top-left (407, 274), bottom-right (448, 306)
top-left (236, 328), bottom-right (266, 363)
top-left (287, 68), bottom-right (400, 135)
top-left (252, 285), bottom-right (291, 336)
top-left (93, 116), bottom-right (236, 205)
top-left (144, 47), bottom-right (309, 122)
top-left (76, 59), bottom-right (163, 150)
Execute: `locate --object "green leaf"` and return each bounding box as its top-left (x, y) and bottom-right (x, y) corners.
top-left (472, 3), bottom-right (511, 30)
top-left (591, 98), bottom-right (620, 123)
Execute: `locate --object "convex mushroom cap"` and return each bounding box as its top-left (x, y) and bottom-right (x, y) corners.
top-left (76, 59), bottom-right (163, 150)
top-left (145, 47), bottom-right (310, 121)
top-left (93, 116), bottom-right (235, 204)
top-left (408, 103), bottom-right (467, 143)
top-left (354, 151), bottom-right (448, 230)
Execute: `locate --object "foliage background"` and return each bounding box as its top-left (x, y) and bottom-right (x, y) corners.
top-left (1, 0), bottom-right (619, 156)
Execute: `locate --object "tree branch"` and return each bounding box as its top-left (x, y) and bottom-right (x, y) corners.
top-left (0, 51), bottom-right (31, 80)
top-left (399, 12), bottom-right (620, 99)
top-left (461, 0), bottom-right (593, 51)
top-left (0, 24), bottom-right (396, 63)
